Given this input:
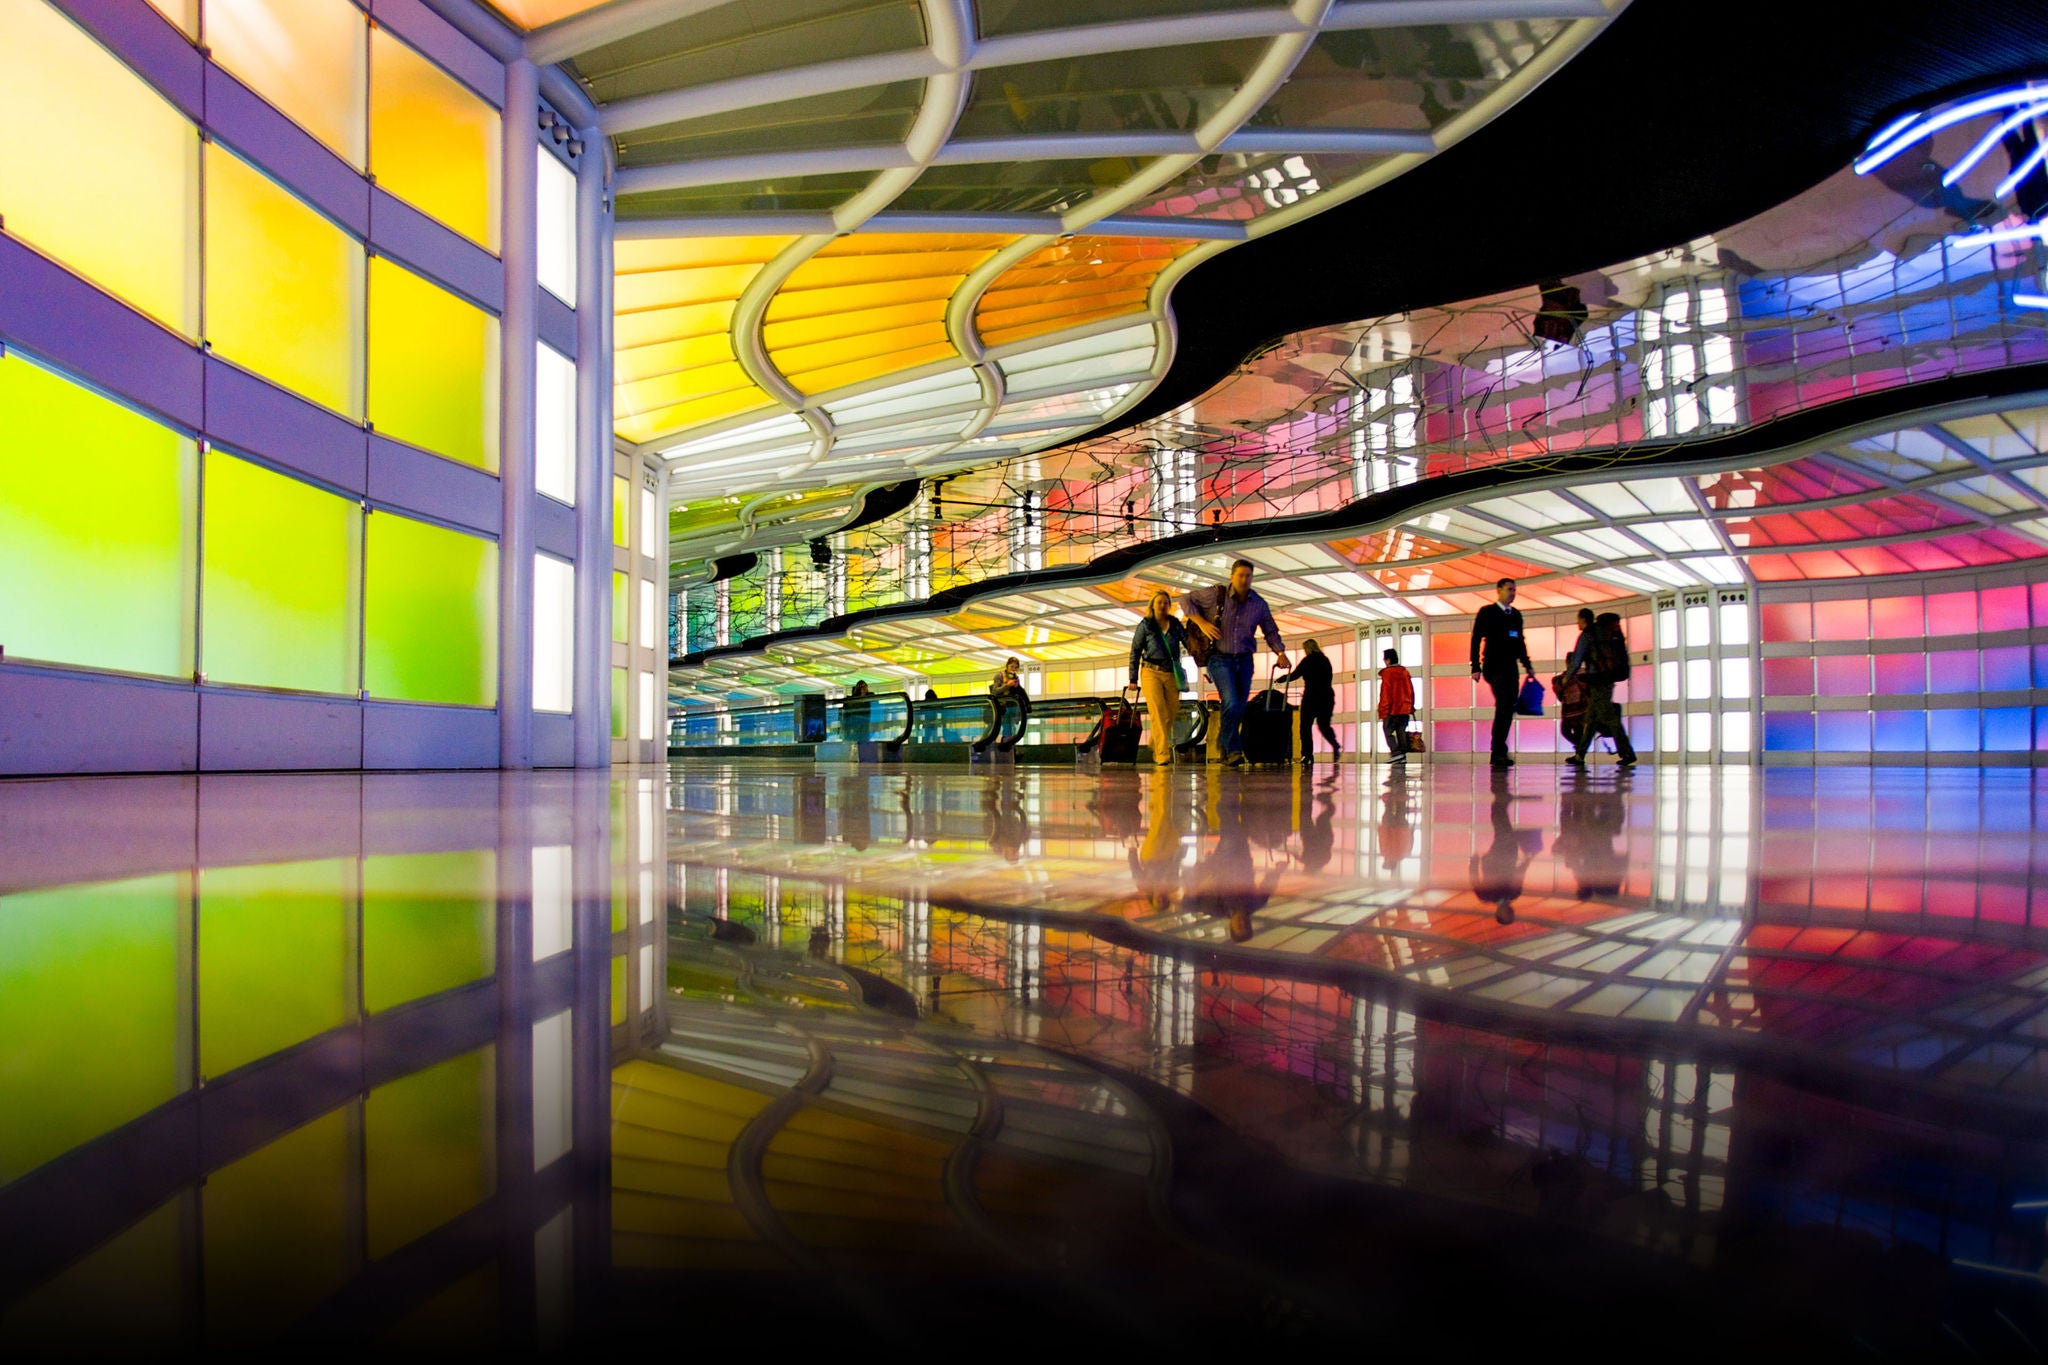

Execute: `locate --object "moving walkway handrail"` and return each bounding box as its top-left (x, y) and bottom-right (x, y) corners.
top-left (831, 691), bottom-right (913, 746)
top-left (906, 695), bottom-right (1002, 751)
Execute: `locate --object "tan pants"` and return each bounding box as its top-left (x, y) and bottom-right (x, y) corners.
top-left (1139, 664), bottom-right (1180, 763)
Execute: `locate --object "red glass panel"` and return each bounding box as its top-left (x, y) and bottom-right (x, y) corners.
top-left (1813, 599), bottom-right (1867, 641)
top-left (1430, 630), bottom-right (1467, 666)
top-left (1872, 653), bottom-right (1925, 694)
top-left (1760, 601), bottom-right (1811, 642)
top-left (1432, 674), bottom-right (1473, 708)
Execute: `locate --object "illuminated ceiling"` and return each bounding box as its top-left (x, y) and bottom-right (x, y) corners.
top-left (485, 0), bottom-right (1623, 505)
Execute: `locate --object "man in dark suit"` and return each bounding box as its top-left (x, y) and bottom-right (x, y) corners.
top-left (1469, 577), bottom-right (1536, 770)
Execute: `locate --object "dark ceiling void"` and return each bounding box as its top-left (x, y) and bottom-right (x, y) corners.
top-left (1109, 0), bottom-right (2048, 434)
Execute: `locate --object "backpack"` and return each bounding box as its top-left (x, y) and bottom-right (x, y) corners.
top-left (1591, 614), bottom-right (1631, 682)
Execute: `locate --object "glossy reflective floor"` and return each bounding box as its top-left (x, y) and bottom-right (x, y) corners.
top-left (4, 763), bottom-right (2048, 1355)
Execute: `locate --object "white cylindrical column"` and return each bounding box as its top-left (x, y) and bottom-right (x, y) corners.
top-left (499, 58), bottom-right (540, 769)
top-left (573, 120), bottom-right (613, 767)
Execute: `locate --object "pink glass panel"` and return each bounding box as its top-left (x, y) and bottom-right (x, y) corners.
top-left (1762, 657), bottom-right (1813, 695)
top-left (1928, 650), bottom-right (1978, 693)
top-left (1432, 674), bottom-right (1474, 709)
top-left (1872, 653), bottom-right (1924, 693)
top-left (1816, 655), bottom-right (1870, 696)
top-left (1625, 613), bottom-right (1651, 652)
top-left (1813, 599), bottom-right (1868, 641)
top-left (1981, 585), bottom-right (2029, 632)
top-left (1524, 626), bottom-right (1556, 661)
top-left (1869, 596), bottom-right (1923, 638)
top-left (1432, 720), bottom-right (1475, 752)
top-left (2032, 580), bottom-right (2048, 626)
top-left (1927, 591), bottom-right (1976, 636)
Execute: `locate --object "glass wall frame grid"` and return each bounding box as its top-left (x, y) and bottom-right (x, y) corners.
top-left (0, 0), bottom-right (613, 772)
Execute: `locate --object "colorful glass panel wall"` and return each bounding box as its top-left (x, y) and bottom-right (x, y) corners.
top-left (364, 512), bottom-right (499, 707)
top-left (367, 256), bottom-right (499, 471)
top-left (0, 0), bottom-right (200, 333)
top-left (206, 0), bottom-right (369, 168)
top-left (205, 143), bottom-right (365, 417)
top-left (360, 850), bottom-right (496, 1012)
top-left (369, 26), bottom-right (499, 250)
top-left (0, 353), bottom-right (196, 679)
top-left (201, 450), bottom-right (360, 695)
top-left (196, 859), bottom-right (351, 1078)
top-left (0, 876), bottom-right (183, 1183)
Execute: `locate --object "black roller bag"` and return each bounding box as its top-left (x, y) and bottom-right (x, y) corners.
top-left (1242, 686), bottom-right (1294, 765)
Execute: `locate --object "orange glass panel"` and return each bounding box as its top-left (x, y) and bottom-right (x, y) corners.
top-left (370, 26), bottom-right (499, 249)
top-left (613, 236), bottom-right (792, 443)
top-left (478, 0), bottom-right (615, 26)
top-left (975, 237), bottom-right (1193, 349)
top-left (763, 234), bottom-right (1010, 396)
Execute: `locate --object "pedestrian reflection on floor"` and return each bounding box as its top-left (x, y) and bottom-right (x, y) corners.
top-left (1471, 771), bottom-right (1541, 923)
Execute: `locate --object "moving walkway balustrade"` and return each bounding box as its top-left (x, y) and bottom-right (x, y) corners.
top-left (669, 691), bottom-right (1211, 762)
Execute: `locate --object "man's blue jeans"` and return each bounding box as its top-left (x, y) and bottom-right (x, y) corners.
top-left (1206, 652), bottom-right (1255, 757)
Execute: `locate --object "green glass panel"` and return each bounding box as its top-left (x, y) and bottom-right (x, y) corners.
top-left (366, 1047), bottom-right (494, 1258)
top-left (0, 875), bottom-right (183, 1183)
top-left (613, 475), bottom-right (629, 548)
top-left (361, 850), bottom-right (495, 1013)
top-left (368, 256), bottom-right (500, 472)
top-left (611, 667), bottom-right (628, 739)
top-left (204, 143), bottom-right (365, 418)
top-left (0, 353), bottom-right (195, 678)
top-left (202, 451), bottom-right (360, 695)
top-left (610, 954), bottom-right (626, 1025)
top-left (612, 571), bottom-right (629, 644)
top-left (363, 512), bottom-right (498, 706)
top-left (198, 859), bottom-right (352, 1078)
top-left (203, 1106), bottom-right (352, 1338)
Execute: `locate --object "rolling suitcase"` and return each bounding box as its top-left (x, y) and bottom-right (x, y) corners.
top-left (1242, 683), bottom-right (1294, 765)
top-left (1100, 694), bottom-right (1142, 763)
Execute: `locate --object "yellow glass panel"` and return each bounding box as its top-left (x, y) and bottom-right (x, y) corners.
top-left (614, 476), bottom-right (630, 548)
top-left (207, 0), bottom-right (369, 168)
top-left (0, 0), bottom-right (199, 333)
top-left (366, 1048), bottom-right (494, 1258)
top-left (370, 26), bottom-right (499, 249)
top-left (205, 143), bottom-right (364, 416)
top-left (0, 1198), bottom-right (184, 1350)
top-left (361, 849), bottom-right (496, 1011)
top-left (0, 353), bottom-right (197, 679)
top-left (198, 859), bottom-right (351, 1078)
top-left (765, 300), bottom-right (949, 351)
top-left (202, 450), bottom-right (360, 694)
top-left (611, 236), bottom-right (792, 442)
top-left (616, 392), bottom-right (775, 443)
top-left (368, 256), bottom-right (501, 471)
top-left (204, 1106), bottom-right (352, 1339)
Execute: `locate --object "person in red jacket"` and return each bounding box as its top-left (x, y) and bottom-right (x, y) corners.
top-left (1377, 648), bottom-right (1417, 764)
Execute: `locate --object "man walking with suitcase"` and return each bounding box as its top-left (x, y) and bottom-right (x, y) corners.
top-left (1470, 577), bottom-right (1536, 770)
top-left (1183, 559), bottom-right (1289, 769)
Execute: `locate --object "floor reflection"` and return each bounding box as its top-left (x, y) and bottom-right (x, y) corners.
top-left (2, 764), bottom-right (2046, 1352)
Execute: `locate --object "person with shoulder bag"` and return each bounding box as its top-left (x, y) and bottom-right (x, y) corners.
top-left (1129, 590), bottom-right (1189, 765)
top-left (1562, 611), bottom-right (1637, 767)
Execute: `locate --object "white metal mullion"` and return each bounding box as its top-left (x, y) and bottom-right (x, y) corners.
top-left (1680, 478), bottom-right (1754, 582)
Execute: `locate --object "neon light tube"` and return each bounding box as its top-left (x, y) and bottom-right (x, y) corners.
top-left (1943, 100), bottom-right (2048, 185)
top-left (1997, 140), bottom-right (2048, 201)
top-left (1856, 84), bottom-right (2048, 175)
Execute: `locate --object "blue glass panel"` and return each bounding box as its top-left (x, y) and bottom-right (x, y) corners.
top-left (1763, 713), bottom-right (1816, 751)
top-left (1929, 707), bottom-right (1980, 752)
top-left (1983, 645), bottom-right (2029, 691)
top-left (1929, 650), bottom-right (1978, 693)
top-left (2036, 707), bottom-right (2048, 751)
top-left (1816, 712), bottom-right (1870, 752)
top-left (1984, 707), bottom-right (2030, 751)
top-left (1872, 711), bottom-right (1925, 752)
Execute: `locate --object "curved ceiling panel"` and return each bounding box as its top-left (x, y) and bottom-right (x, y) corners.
top-left (612, 235), bottom-right (794, 442)
top-left (494, 0), bottom-right (1625, 554)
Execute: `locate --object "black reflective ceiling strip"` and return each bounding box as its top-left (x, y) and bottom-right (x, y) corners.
top-left (1105, 0), bottom-right (2048, 436)
top-left (678, 360), bottom-right (2048, 666)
